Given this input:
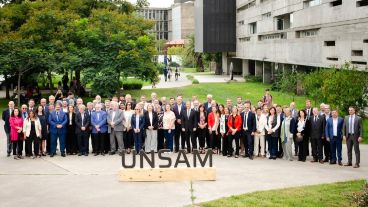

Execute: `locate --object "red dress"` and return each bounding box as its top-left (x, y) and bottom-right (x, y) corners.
top-left (9, 116), bottom-right (23, 142)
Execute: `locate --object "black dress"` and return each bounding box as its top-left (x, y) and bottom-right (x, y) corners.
top-left (38, 114), bottom-right (48, 140)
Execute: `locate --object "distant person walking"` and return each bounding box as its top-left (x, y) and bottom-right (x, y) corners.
top-left (163, 67), bottom-right (168, 82)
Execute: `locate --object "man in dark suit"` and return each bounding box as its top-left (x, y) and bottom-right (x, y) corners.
top-left (325, 110), bottom-right (344, 165)
top-left (343, 106), bottom-right (364, 168)
top-left (241, 101), bottom-right (256, 160)
top-left (48, 103), bottom-right (68, 157)
top-left (304, 100), bottom-right (312, 156)
top-left (2, 101), bottom-right (15, 157)
top-left (75, 104), bottom-right (90, 156)
top-left (173, 95), bottom-right (186, 152)
top-left (310, 108), bottom-right (326, 163)
top-left (204, 94), bottom-right (213, 113)
top-left (181, 102), bottom-right (198, 153)
top-left (321, 104), bottom-right (331, 162)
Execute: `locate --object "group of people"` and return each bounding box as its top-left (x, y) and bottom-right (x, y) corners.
top-left (2, 90), bottom-right (364, 168)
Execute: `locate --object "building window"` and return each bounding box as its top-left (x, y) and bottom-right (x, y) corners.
top-left (239, 37), bottom-right (251, 42)
top-left (357, 0), bottom-right (368, 7)
top-left (352, 61), bottom-right (367, 65)
top-left (296, 29), bottom-right (319, 38)
top-left (249, 22), bottom-right (257, 34)
top-left (352, 50), bottom-right (363, 56)
top-left (330, 0), bottom-right (342, 7)
top-left (237, 1), bottom-right (256, 12)
top-left (324, 41), bottom-right (336, 46)
top-left (303, 0), bottom-right (321, 8)
top-left (262, 12), bottom-right (271, 20)
top-left (327, 57), bottom-right (338, 61)
top-left (259, 33), bottom-right (286, 41)
top-left (275, 13), bottom-right (292, 30)
top-left (364, 39), bottom-right (368, 43)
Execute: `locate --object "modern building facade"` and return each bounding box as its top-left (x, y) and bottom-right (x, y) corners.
top-left (137, 7), bottom-right (171, 40)
top-left (196, 0), bottom-right (368, 83)
top-left (172, 1), bottom-right (196, 40)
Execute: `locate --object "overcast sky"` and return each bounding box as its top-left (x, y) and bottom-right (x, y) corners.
top-left (128, 0), bottom-right (174, 8)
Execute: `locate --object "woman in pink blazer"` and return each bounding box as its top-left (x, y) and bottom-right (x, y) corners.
top-left (9, 108), bottom-right (24, 159)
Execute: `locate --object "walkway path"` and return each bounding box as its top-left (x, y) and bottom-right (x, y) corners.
top-left (0, 120), bottom-right (367, 207)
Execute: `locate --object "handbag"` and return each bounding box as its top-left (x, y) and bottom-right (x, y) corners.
top-left (296, 133), bottom-right (303, 142)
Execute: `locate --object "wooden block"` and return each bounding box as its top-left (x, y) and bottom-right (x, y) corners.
top-left (118, 167), bottom-right (216, 182)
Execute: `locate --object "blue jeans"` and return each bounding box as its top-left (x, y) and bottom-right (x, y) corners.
top-left (164, 129), bottom-right (175, 152)
top-left (330, 137), bottom-right (342, 162)
top-left (50, 131), bottom-right (65, 154)
top-left (133, 131), bottom-right (143, 152)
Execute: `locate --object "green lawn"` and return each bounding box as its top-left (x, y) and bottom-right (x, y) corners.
top-left (199, 180), bottom-right (365, 207)
top-left (364, 119), bottom-right (368, 144)
top-left (124, 82), bottom-right (307, 107)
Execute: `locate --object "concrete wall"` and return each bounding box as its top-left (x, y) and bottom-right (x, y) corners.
top-left (172, 1), bottom-right (195, 40)
top-left (236, 0), bottom-right (368, 70)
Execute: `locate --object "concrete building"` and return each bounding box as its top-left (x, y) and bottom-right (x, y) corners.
top-left (137, 7), bottom-right (171, 40)
top-left (172, 1), bottom-right (196, 40)
top-left (195, 0), bottom-right (368, 83)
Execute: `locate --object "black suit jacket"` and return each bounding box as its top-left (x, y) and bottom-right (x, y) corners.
top-left (144, 111), bottom-right (159, 130)
top-left (173, 103), bottom-right (186, 125)
top-left (181, 109), bottom-right (198, 132)
top-left (2, 108), bottom-right (11, 133)
top-left (240, 111), bottom-right (256, 133)
top-left (310, 115), bottom-right (326, 139)
top-left (75, 112), bottom-right (90, 134)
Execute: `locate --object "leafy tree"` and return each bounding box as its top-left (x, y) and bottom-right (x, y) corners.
top-left (185, 34), bottom-right (204, 71)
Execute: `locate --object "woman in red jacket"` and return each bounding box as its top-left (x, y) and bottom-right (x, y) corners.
top-left (208, 105), bottom-right (220, 154)
top-left (227, 107), bottom-right (242, 158)
top-left (9, 108), bottom-right (24, 160)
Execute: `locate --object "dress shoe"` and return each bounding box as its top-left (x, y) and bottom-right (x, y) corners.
top-left (84, 153), bottom-right (88, 156)
top-left (311, 159), bottom-right (317, 163)
top-left (344, 163), bottom-right (352, 167)
top-left (118, 152), bottom-right (123, 156)
top-left (353, 164), bottom-right (360, 168)
top-left (7, 153), bottom-right (11, 157)
top-left (94, 153), bottom-right (99, 156)
top-left (50, 154), bottom-right (54, 158)
top-left (109, 152), bottom-right (115, 155)
top-left (249, 156), bottom-right (253, 160)
top-left (61, 154), bottom-right (66, 157)
top-left (329, 161), bottom-right (336, 165)
top-left (78, 153), bottom-right (82, 156)
top-left (323, 158), bottom-right (329, 163)
top-left (338, 161), bottom-right (342, 166)
top-left (319, 160), bottom-right (324, 164)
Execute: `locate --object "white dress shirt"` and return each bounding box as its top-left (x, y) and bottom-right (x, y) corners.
top-left (333, 118), bottom-right (338, 136)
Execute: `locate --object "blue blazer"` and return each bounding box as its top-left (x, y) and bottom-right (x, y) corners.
top-left (48, 111), bottom-right (67, 134)
top-left (91, 111), bottom-right (108, 134)
top-left (325, 117), bottom-right (344, 140)
top-left (131, 114), bottom-right (145, 131)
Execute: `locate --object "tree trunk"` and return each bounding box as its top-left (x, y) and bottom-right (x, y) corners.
top-left (4, 74), bottom-right (10, 99)
top-left (47, 69), bottom-right (53, 94)
top-left (17, 72), bottom-right (21, 108)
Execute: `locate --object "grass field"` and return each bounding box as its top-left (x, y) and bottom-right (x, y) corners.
top-left (364, 119), bottom-right (368, 144)
top-left (199, 180), bottom-right (365, 207)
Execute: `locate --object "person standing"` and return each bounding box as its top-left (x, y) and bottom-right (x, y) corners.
top-left (304, 100), bottom-right (312, 157)
top-left (10, 108), bottom-right (24, 159)
top-left (75, 105), bottom-right (90, 156)
top-left (296, 110), bottom-right (310, 162)
top-left (265, 107), bottom-right (281, 160)
top-left (156, 105), bottom-right (165, 151)
top-left (280, 108), bottom-right (296, 161)
top-left (131, 106), bottom-right (145, 153)
top-left (163, 67), bottom-right (168, 82)
top-left (107, 101), bottom-right (125, 156)
top-left (181, 101), bottom-right (197, 153)
top-left (123, 102), bottom-right (134, 154)
top-left (163, 104), bottom-right (176, 152)
top-left (262, 89), bottom-right (272, 108)
top-left (66, 105), bottom-right (77, 155)
top-left (173, 95), bottom-right (185, 152)
top-left (208, 106), bottom-right (220, 154)
top-left (227, 107), bottom-right (242, 158)
top-left (241, 101), bottom-right (256, 160)
top-left (37, 105), bottom-right (48, 156)
top-left (197, 105), bottom-right (207, 154)
top-left (144, 104), bottom-right (158, 153)
top-left (48, 103), bottom-right (67, 157)
top-left (220, 106), bottom-right (230, 156)
top-left (254, 107), bottom-right (267, 157)
top-left (322, 104), bottom-right (331, 162)
top-left (343, 106), bottom-right (363, 168)
top-left (2, 101), bottom-right (15, 157)
top-left (310, 107), bottom-right (326, 163)
top-left (91, 104), bottom-right (108, 156)
top-left (23, 111), bottom-right (42, 158)
top-left (325, 110), bottom-right (344, 165)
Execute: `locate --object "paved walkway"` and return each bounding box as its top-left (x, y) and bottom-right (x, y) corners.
top-left (0, 120), bottom-right (367, 207)
top-left (142, 72), bottom-right (245, 90)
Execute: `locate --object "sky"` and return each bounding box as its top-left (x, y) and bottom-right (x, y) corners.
top-left (128, 0), bottom-right (174, 8)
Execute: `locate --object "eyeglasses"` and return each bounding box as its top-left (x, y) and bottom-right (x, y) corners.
top-left (135, 109), bottom-right (140, 111)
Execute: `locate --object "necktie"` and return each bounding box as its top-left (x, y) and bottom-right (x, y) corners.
top-left (350, 115), bottom-right (353, 134)
top-left (187, 110), bottom-right (190, 119)
top-left (56, 112), bottom-right (59, 121)
top-left (82, 113), bottom-right (84, 126)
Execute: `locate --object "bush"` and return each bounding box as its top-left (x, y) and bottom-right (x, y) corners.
top-left (122, 79), bottom-right (143, 90)
top-left (244, 75), bottom-right (262, 83)
top-left (353, 182), bottom-right (368, 207)
top-left (169, 61), bottom-right (180, 67)
top-left (192, 79), bottom-right (199, 84)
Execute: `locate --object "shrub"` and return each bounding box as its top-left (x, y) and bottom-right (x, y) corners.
top-left (192, 79), bottom-right (199, 84)
top-left (352, 182), bottom-right (368, 207)
top-left (122, 79), bottom-right (143, 90)
top-left (244, 75), bottom-right (262, 83)
top-left (169, 61), bottom-right (180, 67)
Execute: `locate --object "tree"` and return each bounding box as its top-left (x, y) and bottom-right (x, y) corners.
top-left (185, 34), bottom-right (204, 71)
